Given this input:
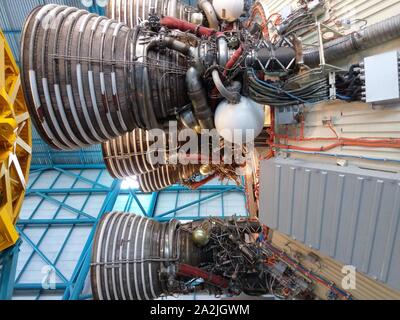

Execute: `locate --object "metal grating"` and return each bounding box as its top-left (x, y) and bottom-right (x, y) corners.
top-left (259, 157), bottom-right (400, 291)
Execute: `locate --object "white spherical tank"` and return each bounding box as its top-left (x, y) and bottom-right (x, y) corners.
top-left (191, 12), bottom-right (204, 25)
top-left (212, 0), bottom-right (245, 22)
top-left (214, 97), bottom-right (265, 144)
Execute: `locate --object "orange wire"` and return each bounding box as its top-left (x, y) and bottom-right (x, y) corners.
top-left (273, 140), bottom-right (400, 152)
top-left (328, 122), bottom-right (339, 139)
top-left (247, 2), bottom-right (270, 40)
top-left (276, 121), bottom-right (399, 144)
top-left (267, 13), bottom-right (282, 26)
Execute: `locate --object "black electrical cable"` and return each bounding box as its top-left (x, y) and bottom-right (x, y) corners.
top-left (247, 70), bottom-right (329, 106)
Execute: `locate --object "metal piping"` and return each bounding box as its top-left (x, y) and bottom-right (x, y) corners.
top-left (198, 0), bottom-right (219, 30)
top-left (160, 15), bottom-right (222, 37)
top-left (223, 46), bottom-right (243, 76)
top-left (143, 40), bottom-right (162, 129)
top-left (217, 36), bottom-right (229, 67)
top-left (168, 0), bottom-right (178, 17)
top-left (304, 13), bottom-right (400, 66)
top-left (162, 36), bottom-right (192, 55)
top-left (186, 67), bottom-right (215, 129)
top-left (211, 69), bottom-right (241, 104)
top-left (226, 81), bottom-right (242, 94)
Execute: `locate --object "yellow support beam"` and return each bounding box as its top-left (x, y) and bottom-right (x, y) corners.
top-left (0, 29), bottom-right (32, 251)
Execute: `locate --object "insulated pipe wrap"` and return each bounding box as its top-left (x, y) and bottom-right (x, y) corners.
top-left (211, 70), bottom-right (241, 104)
top-left (186, 67), bottom-right (215, 129)
top-left (91, 212), bottom-right (206, 300)
top-left (303, 13), bottom-right (400, 66)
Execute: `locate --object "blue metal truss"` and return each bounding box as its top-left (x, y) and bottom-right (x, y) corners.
top-left (64, 179), bottom-right (121, 300)
top-left (88, 0), bottom-right (106, 16)
top-left (4, 165), bottom-right (246, 300)
top-left (11, 166), bottom-right (111, 299)
top-left (0, 240), bottom-right (21, 300)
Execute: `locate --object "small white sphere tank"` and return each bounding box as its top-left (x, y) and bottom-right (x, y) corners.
top-left (214, 96), bottom-right (265, 144)
top-left (212, 0), bottom-right (245, 22)
top-left (191, 12), bottom-right (204, 25)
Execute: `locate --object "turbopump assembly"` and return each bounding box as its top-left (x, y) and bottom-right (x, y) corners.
top-left (21, 0), bottom-right (400, 193)
top-left (22, 1), bottom-right (275, 148)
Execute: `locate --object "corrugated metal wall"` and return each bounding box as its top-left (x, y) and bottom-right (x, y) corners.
top-left (259, 157), bottom-right (400, 292)
top-left (256, 0), bottom-right (400, 299)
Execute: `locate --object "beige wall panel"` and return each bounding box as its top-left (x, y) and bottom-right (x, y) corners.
top-left (272, 231), bottom-right (400, 299)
